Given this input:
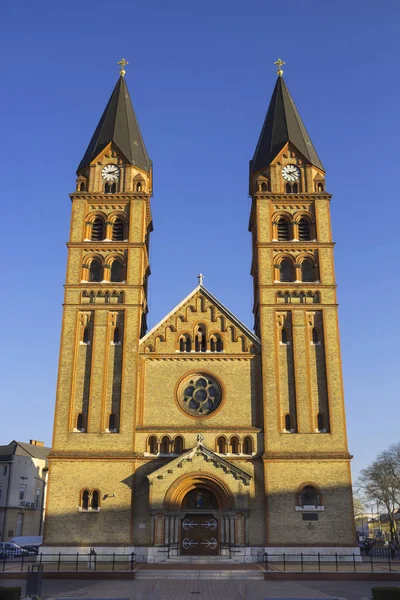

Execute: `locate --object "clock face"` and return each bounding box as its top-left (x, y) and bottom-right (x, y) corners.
top-left (101, 164), bottom-right (120, 181)
top-left (282, 165), bottom-right (300, 182)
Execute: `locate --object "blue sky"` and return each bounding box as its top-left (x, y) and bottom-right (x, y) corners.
top-left (1, 0), bottom-right (398, 481)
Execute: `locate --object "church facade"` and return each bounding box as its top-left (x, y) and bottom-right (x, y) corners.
top-left (44, 61), bottom-right (357, 561)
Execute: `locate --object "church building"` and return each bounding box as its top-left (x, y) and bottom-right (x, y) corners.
top-left (44, 59), bottom-right (357, 561)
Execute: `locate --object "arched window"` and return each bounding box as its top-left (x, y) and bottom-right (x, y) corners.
top-left (91, 490), bottom-right (99, 510)
top-left (160, 436), bottom-right (170, 454)
top-left (298, 218), bottom-right (311, 241)
top-left (317, 182), bottom-right (324, 192)
top-left (242, 436), bottom-right (253, 455)
top-left (80, 182), bottom-right (86, 192)
top-left (277, 218), bottom-right (290, 241)
top-left (292, 183), bottom-right (298, 193)
top-left (281, 328), bottom-right (288, 344)
top-left (179, 335), bottom-right (191, 352)
top-left (110, 260), bottom-right (124, 282)
top-left (280, 259), bottom-right (294, 283)
top-left (230, 436), bottom-right (240, 454)
top-left (301, 259), bottom-right (314, 282)
top-left (174, 436), bottom-right (184, 453)
top-left (112, 218), bottom-right (125, 241)
top-left (136, 182), bottom-right (142, 192)
top-left (91, 217), bottom-right (105, 241)
top-left (216, 336), bottom-right (223, 352)
top-left (317, 413), bottom-right (324, 431)
top-left (113, 328), bottom-right (120, 344)
top-left (83, 327), bottom-right (90, 344)
top-left (76, 413), bottom-right (84, 432)
top-left (81, 490), bottom-right (89, 510)
top-left (312, 328), bottom-right (318, 344)
top-left (148, 436), bottom-right (158, 455)
top-left (285, 414), bottom-right (291, 431)
top-left (108, 413), bottom-right (117, 431)
top-left (105, 182), bottom-right (117, 194)
top-left (286, 183), bottom-right (292, 194)
top-left (298, 485), bottom-right (319, 507)
top-left (195, 326), bottom-right (206, 352)
top-left (217, 436), bottom-right (227, 454)
top-left (210, 334), bottom-right (223, 352)
top-left (261, 182), bottom-right (267, 191)
top-left (89, 259), bottom-right (102, 282)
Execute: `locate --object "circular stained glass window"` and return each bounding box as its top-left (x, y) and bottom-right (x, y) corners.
top-left (177, 373), bottom-right (222, 417)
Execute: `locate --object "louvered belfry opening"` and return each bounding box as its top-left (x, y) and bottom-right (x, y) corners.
top-left (112, 218), bottom-right (125, 241)
top-left (277, 218), bottom-right (290, 241)
top-left (298, 218), bottom-right (311, 241)
top-left (91, 218), bottom-right (105, 241)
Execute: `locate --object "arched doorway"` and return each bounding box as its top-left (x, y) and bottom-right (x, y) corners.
top-left (181, 488), bottom-right (219, 555)
top-left (163, 473), bottom-right (235, 556)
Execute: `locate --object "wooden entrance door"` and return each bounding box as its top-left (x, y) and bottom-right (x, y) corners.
top-left (180, 513), bottom-right (219, 555)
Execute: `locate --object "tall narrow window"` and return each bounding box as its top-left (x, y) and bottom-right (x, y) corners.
top-left (216, 336), bottom-right (223, 352)
top-left (299, 485), bottom-right (319, 507)
top-left (174, 436), bottom-right (184, 453)
top-left (112, 218), bottom-right (125, 241)
top-left (80, 182), bottom-right (86, 192)
top-left (312, 328), bottom-right (318, 344)
top-left (261, 182), bottom-right (267, 191)
top-left (148, 436), bottom-right (158, 455)
top-left (76, 413), bottom-right (84, 432)
top-left (285, 414), bottom-right (291, 431)
top-left (136, 182), bottom-right (142, 191)
top-left (91, 490), bottom-right (99, 510)
top-left (317, 413), bottom-right (324, 431)
top-left (280, 259), bottom-right (293, 283)
top-left (108, 413), bottom-right (117, 431)
top-left (292, 183), bottom-right (298, 193)
top-left (110, 260), bottom-right (124, 282)
top-left (286, 183), bottom-right (292, 194)
top-left (243, 436), bottom-right (253, 455)
top-left (230, 436), bottom-right (240, 454)
top-left (160, 436), bottom-right (170, 454)
top-left (298, 218), bottom-right (311, 241)
top-left (281, 328), bottom-right (288, 344)
top-left (301, 259), bottom-right (314, 282)
top-left (89, 259), bottom-right (102, 282)
top-left (113, 328), bottom-right (120, 344)
top-left (81, 490), bottom-right (89, 510)
top-left (91, 217), bottom-right (105, 241)
top-left (217, 436), bottom-right (227, 454)
top-left (277, 218), bottom-right (290, 241)
top-left (83, 327), bottom-right (90, 344)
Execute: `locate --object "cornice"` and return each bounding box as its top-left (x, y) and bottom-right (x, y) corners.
top-left (257, 242), bottom-right (335, 249)
top-left (262, 451), bottom-right (352, 461)
top-left (135, 427), bottom-right (262, 433)
top-left (70, 192), bottom-right (151, 202)
top-left (139, 354), bottom-right (258, 360)
top-left (67, 242), bottom-right (145, 249)
top-left (251, 193), bottom-right (332, 201)
top-left (48, 451), bottom-right (139, 460)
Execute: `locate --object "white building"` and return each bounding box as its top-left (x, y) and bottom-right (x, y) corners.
top-left (0, 440), bottom-right (50, 541)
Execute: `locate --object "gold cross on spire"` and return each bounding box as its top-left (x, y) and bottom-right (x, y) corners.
top-left (274, 58), bottom-right (285, 77)
top-left (118, 58), bottom-right (129, 77)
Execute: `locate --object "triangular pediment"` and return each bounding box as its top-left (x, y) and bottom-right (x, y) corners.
top-left (147, 442), bottom-right (251, 487)
top-left (140, 285), bottom-right (260, 355)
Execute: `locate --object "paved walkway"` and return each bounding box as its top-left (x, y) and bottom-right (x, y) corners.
top-left (3, 577), bottom-right (400, 600)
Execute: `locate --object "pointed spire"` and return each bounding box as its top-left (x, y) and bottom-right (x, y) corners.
top-left (77, 75), bottom-right (151, 174)
top-left (251, 75), bottom-right (324, 172)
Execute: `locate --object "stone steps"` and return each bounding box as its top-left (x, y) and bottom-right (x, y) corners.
top-left (135, 568), bottom-right (264, 580)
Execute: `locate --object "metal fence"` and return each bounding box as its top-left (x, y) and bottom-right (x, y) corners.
top-left (1, 550), bottom-right (400, 573)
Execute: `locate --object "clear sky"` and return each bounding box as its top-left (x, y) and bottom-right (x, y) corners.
top-left (1, 0), bottom-right (398, 481)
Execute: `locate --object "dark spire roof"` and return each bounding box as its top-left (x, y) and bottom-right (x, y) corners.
top-left (77, 76), bottom-right (151, 173)
top-left (251, 76), bottom-right (324, 172)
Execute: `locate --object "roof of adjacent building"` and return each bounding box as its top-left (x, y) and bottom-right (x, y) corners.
top-left (77, 76), bottom-right (151, 174)
top-left (0, 441), bottom-right (50, 462)
top-left (251, 76), bottom-right (324, 172)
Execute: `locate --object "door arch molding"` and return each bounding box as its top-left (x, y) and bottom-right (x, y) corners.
top-left (164, 471), bottom-right (235, 511)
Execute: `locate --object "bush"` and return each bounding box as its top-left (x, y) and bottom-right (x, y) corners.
top-left (0, 587), bottom-right (21, 600)
top-left (372, 588), bottom-right (400, 600)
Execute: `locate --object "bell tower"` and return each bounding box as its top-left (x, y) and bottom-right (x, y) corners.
top-left (249, 60), bottom-right (356, 548)
top-left (45, 60), bottom-right (153, 547)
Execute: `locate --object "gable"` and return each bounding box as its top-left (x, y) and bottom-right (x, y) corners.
top-left (140, 286), bottom-right (260, 355)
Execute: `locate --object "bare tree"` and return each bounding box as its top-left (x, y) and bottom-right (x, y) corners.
top-left (358, 450), bottom-right (400, 543)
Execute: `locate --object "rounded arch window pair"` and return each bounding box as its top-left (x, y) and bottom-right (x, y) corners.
top-left (278, 257), bottom-right (317, 283)
top-left (177, 373), bottom-right (222, 417)
top-left (275, 216), bottom-right (312, 242)
top-left (89, 215), bottom-right (127, 242)
top-left (86, 257), bottom-right (126, 283)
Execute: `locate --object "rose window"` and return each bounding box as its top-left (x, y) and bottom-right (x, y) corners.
top-left (178, 374), bottom-right (222, 417)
